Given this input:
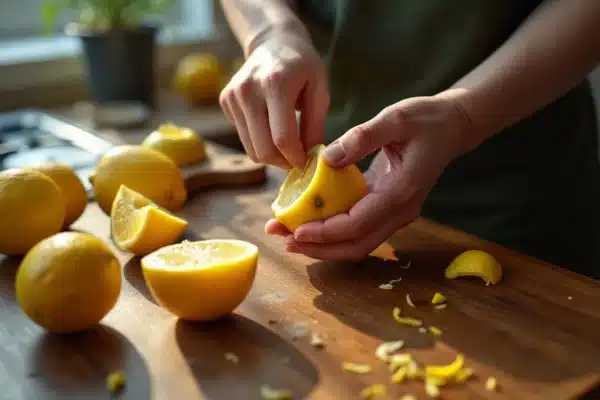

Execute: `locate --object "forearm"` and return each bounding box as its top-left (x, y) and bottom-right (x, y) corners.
top-left (219, 0), bottom-right (310, 57)
top-left (440, 0), bottom-right (600, 143)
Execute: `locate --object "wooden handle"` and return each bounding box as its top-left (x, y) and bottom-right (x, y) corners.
top-left (182, 153), bottom-right (267, 195)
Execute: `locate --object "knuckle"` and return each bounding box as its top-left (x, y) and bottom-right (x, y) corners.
top-left (233, 78), bottom-right (254, 100)
top-left (350, 125), bottom-right (374, 150)
top-left (261, 69), bottom-right (287, 92)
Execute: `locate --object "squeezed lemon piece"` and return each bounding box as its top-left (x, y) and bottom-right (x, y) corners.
top-left (342, 362), bottom-right (372, 374)
top-left (106, 370), bottom-right (126, 394)
top-left (445, 250), bottom-right (503, 285)
top-left (360, 384), bottom-right (387, 399)
top-left (260, 385), bottom-right (292, 400)
top-left (431, 292), bottom-right (446, 305)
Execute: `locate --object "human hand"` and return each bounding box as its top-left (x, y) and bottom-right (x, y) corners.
top-left (265, 95), bottom-right (479, 260)
top-left (219, 29), bottom-right (330, 170)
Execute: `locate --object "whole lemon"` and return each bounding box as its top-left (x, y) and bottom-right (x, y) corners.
top-left (0, 169), bottom-right (65, 256)
top-left (173, 53), bottom-right (225, 105)
top-left (28, 163), bottom-right (88, 228)
top-left (16, 231), bottom-right (121, 333)
top-left (89, 145), bottom-right (187, 215)
top-left (141, 123), bottom-right (206, 166)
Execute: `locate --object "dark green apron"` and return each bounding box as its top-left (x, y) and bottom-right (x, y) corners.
top-left (295, 0), bottom-right (600, 279)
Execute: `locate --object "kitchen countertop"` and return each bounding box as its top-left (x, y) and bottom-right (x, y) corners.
top-left (1, 101), bottom-right (600, 399)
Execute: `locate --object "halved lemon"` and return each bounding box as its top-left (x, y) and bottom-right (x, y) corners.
top-left (445, 250), bottom-right (503, 285)
top-left (111, 185), bottom-right (188, 255)
top-left (140, 239), bottom-right (259, 321)
top-left (272, 144), bottom-right (368, 232)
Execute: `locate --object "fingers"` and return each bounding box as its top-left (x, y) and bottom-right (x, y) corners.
top-left (298, 68), bottom-right (330, 150)
top-left (322, 106), bottom-right (404, 168)
top-left (263, 73), bottom-right (307, 169)
top-left (219, 92), bottom-right (257, 161)
top-left (264, 219), bottom-right (290, 236)
top-left (285, 205), bottom-right (419, 261)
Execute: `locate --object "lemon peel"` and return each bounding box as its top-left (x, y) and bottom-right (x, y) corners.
top-left (375, 340), bottom-right (405, 361)
top-left (342, 362), bottom-right (372, 374)
top-left (224, 352), bottom-right (239, 363)
top-left (360, 384), bottom-right (387, 399)
top-left (106, 370), bottom-right (126, 394)
top-left (391, 367), bottom-right (407, 383)
top-left (424, 380), bottom-right (441, 398)
top-left (456, 368), bottom-right (474, 383)
top-left (392, 306), bottom-right (423, 327)
top-left (434, 304), bottom-right (448, 310)
top-left (431, 292), bottom-right (446, 305)
top-left (260, 385), bottom-right (292, 400)
top-left (389, 354), bottom-right (413, 372)
top-left (428, 326), bottom-right (442, 336)
top-left (445, 250), bottom-right (503, 285)
top-left (485, 377), bottom-right (498, 391)
top-left (310, 333), bottom-right (325, 348)
top-left (425, 354), bottom-right (465, 380)
top-left (405, 294), bottom-right (416, 308)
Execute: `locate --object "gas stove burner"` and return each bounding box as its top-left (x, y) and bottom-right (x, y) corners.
top-left (2, 146), bottom-right (99, 170)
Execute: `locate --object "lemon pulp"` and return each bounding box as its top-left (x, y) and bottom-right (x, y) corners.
top-left (141, 239), bottom-right (259, 321)
top-left (111, 185), bottom-right (188, 255)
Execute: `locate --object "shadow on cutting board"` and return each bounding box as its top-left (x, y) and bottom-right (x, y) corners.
top-left (23, 324), bottom-right (151, 400)
top-left (175, 314), bottom-right (319, 400)
top-left (307, 243), bottom-right (600, 385)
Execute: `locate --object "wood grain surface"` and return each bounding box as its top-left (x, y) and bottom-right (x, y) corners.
top-left (2, 162), bottom-right (600, 400)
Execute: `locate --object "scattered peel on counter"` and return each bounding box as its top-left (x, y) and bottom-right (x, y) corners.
top-left (342, 362), bottom-right (372, 374)
top-left (375, 340), bottom-right (405, 361)
top-left (428, 326), bottom-right (442, 336)
top-left (424, 380), bottom-right (441, 398)
top-left (360, 384), bottom-right (387, 399)
top-left (424, 354), bottom-right (465, 381)
top-left (431, 292), bottom-right (446, 305)
top-left (389, 354), bottom-right (413, 372)
top-left (224, 352), bottom-right (239, 364)
top-left (392, 307), bottom-right (423, 327)
top-left (455, 368), bottom-right (474, 383)
top-left (485, 377), bottom-right (498, 391)
top-left (106, 370), bottom-right (126, 394)
top-left (391, 367), bottom-right (407, 384)
top-left (434, 304), bottom-right (448, 311)
top-left (260, 385), bottom-right (293, 400)
top-left (310, 333), bottom-right (325, 348)
top-left (400, 395), bottom-right (417, 400)
top-left (405, 294), bottom-right (416, 308)
top-left (418, 327), bottom-right (427, 334)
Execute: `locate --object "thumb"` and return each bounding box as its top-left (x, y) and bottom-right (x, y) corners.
top-left (322, 109), bottom-right (397, 167)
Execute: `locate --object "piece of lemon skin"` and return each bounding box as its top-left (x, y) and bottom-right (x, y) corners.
top-left (272, 144), bottom-right (368, 233)
top-left (444, 250), bottom-right (503, 285)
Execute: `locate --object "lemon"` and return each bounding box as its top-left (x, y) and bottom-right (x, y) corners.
top-left (28, 162), bottom-right (88, 228)
top-left (141, 123), bottom-right (206, 166)
top-left (272, 144), bottom-right (368, 232)
top-left (111, 184), bottom-right (188, 255)
top-left (0, 169), bottom-right (65, 256)
top-left (173, 53), bottom-right (224, 105)
top-left (15, 231), bottom-right (121, 333)
top-left (445, 250), bottom-right (503, 285)
top-left (90, 145), bottom-right (187, 215)
top-left (140, 239), bottom-right (259, 321)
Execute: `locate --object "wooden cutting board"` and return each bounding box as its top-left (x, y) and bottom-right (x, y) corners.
top-left (181, 142), bottom-right (267, 195)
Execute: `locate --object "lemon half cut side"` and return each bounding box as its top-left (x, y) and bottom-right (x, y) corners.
top-left (272, 144), bottom-right (368, 232)
top-left (140, 239), bottom-right (259, 321)
top-left (110, 185), bottom-right (188, 255)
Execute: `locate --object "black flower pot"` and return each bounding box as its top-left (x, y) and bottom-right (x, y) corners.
top-left (76, 25), bottom-right (158, 107)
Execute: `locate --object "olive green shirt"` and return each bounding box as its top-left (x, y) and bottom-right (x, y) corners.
top-left (295, 1), bottom-right (600, 278)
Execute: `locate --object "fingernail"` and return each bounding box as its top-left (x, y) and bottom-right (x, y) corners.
top-left (323, 143), bottom-right (345, 163)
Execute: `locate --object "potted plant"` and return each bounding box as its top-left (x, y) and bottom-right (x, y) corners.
top-left (40, 0), bottom-right (173, 107)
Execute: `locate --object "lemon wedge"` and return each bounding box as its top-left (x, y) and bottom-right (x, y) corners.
top-left (444, 250), bottom-right (503, 285)
top-left (111, 185), bottom-right (188, 255)
top-left (272, 144), bottom-right (368, 232)
top-left (140, 239), bottom-right (258, 321)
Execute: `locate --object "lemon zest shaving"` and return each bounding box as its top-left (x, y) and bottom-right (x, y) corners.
top-left (342, 362), bottom-right (372, 374)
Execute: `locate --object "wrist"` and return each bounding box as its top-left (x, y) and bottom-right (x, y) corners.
top-left (435, 89), bottom-right (487, 155)
top-left (244, 20), bottom-right (311, 57)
